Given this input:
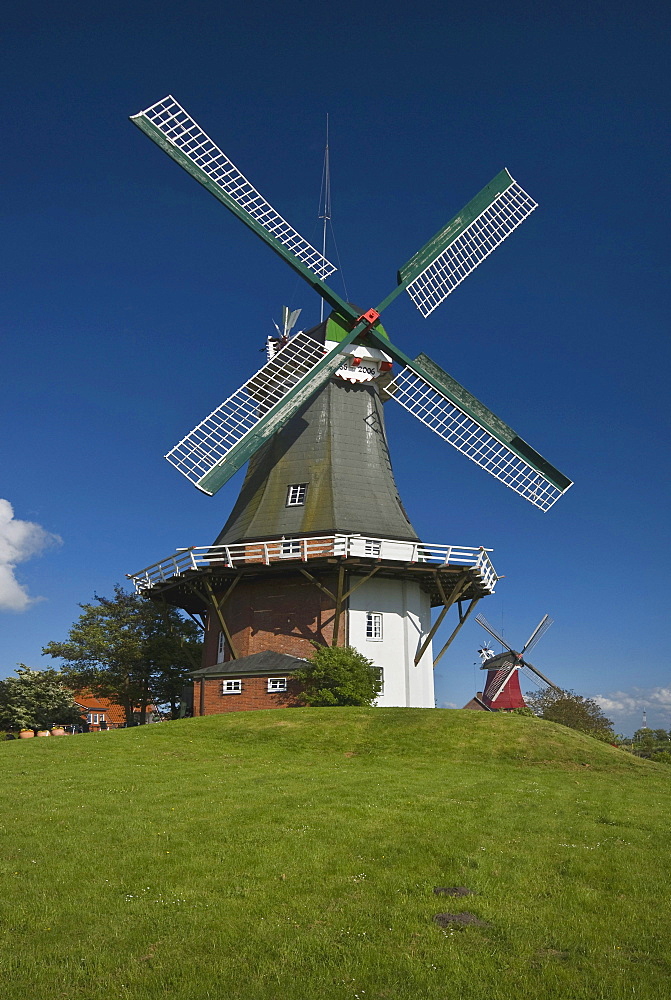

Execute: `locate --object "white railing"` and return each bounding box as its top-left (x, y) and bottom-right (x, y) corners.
top-left (128, 535), bottom-right (497, 595)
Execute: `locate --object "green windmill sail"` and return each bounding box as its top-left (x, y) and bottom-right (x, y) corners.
top-left (131, 95), bottom-right (572, 513)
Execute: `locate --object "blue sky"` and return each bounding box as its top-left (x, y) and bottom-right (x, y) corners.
top-left (2, 0), bottom-right (669, 735)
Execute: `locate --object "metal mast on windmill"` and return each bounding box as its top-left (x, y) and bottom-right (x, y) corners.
top-left (318, 114), bottom-right (333, 325)
top-left (127, 96), bottom-right (572, 714)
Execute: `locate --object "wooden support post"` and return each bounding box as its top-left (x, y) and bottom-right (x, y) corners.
top-left (414, 572), bottom-right (471, 666)
top-left (299, 568), bottom-right (336, 602)
top-left (188, 576), bottom-right (240, 661)
top-left (432, 596), bottom-right (481, 667)
top-left (300, 564), bottom-right (378, 606)
top-left (341, 566), bottom-right (379, 601)
top-left (331, 565), bottom-right (346, 647)
top-left (157, 595), bottom-right (202, 673)
top-left (184, 610), bottom-right (206, 632)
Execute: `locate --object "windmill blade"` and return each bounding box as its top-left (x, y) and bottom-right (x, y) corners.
top-left (521, 659), bottom-right (562, 692)
top-left (521, 614), bottom-right (554, 655)
top-left (474, 613), bottom-right (513, 652)
top-left (283, 307), bottom-right (302, 338)
top-left (383, 349), bottom-right (572, 511)
top-left (131, 96), bottom-right (335, 278)
top-left (397, 169), bottom-right (537, 318)
top-left (166, 331), bottom-right (345, 495)
top-left (131, 97), bottom-right (357, 321)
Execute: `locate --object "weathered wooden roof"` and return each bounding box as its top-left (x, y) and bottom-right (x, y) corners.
top-left (215, 376), bottom-right (418, 545)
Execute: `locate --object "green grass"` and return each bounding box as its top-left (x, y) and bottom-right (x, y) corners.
top-left (1, 709), bottom-right (669, 999)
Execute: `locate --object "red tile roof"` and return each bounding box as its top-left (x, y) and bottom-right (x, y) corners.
top-left (73, 692), bottom-right (127, 727)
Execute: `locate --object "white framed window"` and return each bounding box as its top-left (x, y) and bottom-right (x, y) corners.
top-left (364, 538), bottom-right (381, 557)
top-left (216, 631), bottom-right (226, 664)
top-left (286, 483), bottom-right (308, 506)
top-left (222, 679), bottom-right (242, 694)
top-left (86, 712), bottom-right (105, 725)
top-left (267, 677), bottom-right (287, 693)
top-left (377, 668), bottom-right (384, 696)
top-left (280, 539), bottom-right (301, 557)
top-left (366, 612), bottom-right (383, 641)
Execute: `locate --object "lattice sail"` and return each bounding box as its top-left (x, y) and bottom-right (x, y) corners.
top-left (401, 175), bottom-right (537, 318)
top-left (521, 614), bottom-right (554, 654)
top-left (166, 331), bottom-right (329, 493)
top-left (389, 364), bottom-right (568, 511)
top-left (133, 96), bottom-right (336, 279)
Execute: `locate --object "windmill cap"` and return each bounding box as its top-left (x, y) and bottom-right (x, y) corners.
top-left (326, 309), bottom-right (390, 345)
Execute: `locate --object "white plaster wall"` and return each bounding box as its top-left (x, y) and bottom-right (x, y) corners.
top-left (347, 576), bottom-right (435, 708)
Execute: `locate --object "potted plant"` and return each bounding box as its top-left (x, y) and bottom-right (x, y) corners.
top-left (19, 729), bottom-right (35, 739)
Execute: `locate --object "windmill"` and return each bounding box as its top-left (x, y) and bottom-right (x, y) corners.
top-left (268, 306), bottom-right (302, 361)
top-left (473, 612), bottom-right (561, 710)
top-left (127, 96), bottom-right (572, 714)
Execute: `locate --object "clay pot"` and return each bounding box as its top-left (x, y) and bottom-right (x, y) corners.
top-left (51, 728), bottom-right (66, 736)
top-left (36, 730), bottom-right (51, 737)
top-left (19, 729), bottom-right (34, 739)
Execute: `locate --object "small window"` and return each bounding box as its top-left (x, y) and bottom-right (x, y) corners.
top-left (286, 483), bottom-right (308, 507)
top-left (280, 539), bottom-right (301, 558)
top-left (366, 612), bottom-right (383, 641)
top-left (216, 631), bottom-right (225, 664)
top-left (267, 677), bottom-right (287, 693)
top-left (222, 679), bottom-right (242, 694)
top-left (377, 668), bottom-right (384, 696)
top-left (364, 538), bottom-right (381, 557)
top-left (86, 712), bottom-right (105, 725)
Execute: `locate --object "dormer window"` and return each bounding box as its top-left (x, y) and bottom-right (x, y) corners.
top-left (286, 483), bottom-right (307, 507)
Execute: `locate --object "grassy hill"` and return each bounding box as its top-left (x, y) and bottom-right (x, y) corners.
top-left (1, 709), bottom-right (669, 999)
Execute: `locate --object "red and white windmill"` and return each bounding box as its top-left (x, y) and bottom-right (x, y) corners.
top-left (474, 613), bottom-right (560, 710)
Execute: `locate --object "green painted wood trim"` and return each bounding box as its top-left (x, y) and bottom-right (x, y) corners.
top-left (130, 113), bottom-right (358, 325)
top-left (397, 168), bottom-right (514, 287)
top-left (196, 321), bottom-right (370, 495)
top-left (367, 333), bottom-right (572, 493)
top-left (325, 312), bottom-right (390, 344)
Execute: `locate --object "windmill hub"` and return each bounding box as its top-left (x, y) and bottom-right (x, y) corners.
top-left (330, 342), bottom-right (393, 383)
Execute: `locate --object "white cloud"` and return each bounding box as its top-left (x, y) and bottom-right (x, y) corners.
top-left (0, 500), bottom-right (62, 612)
top-left (595, 691), bottom-right (642, 715)
top-left (595, 688), bottom-right (671, 716)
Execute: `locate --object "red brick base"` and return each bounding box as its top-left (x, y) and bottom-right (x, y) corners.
top-left (193, 675), bottom-right (304, 715)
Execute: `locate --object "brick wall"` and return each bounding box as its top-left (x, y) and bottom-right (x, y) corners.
top-left (203, 572), bottom-right (342, 666)
top-left (193, 569), bottom-right (347, 717)
top-left (193, 675), bottom-right (304, 715)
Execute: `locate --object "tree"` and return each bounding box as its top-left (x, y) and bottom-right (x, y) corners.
top-left (0, 665), bottom-right (83, 732)
top-left (293, 645), bottom-right (383, 707)
top-left (525, 687), bottom-right (616, 741)
top-left (43, 586), bottom-right (202, 725)
top-left (625, 728), bottom-right (671, 763)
